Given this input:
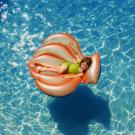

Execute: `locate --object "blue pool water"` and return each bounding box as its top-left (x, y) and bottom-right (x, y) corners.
top-left (1, 0), bottom-right (135, 134)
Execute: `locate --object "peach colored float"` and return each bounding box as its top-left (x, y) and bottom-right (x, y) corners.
top-left (27, 33), bottom-right (100, 97)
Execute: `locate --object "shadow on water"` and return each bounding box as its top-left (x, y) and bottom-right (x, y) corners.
top-left (0, 0), bottom-right (9, 7)
top-left (48, 85), bottom-right (111, 135)
top-left (0, 0), bottom-right (9, 14)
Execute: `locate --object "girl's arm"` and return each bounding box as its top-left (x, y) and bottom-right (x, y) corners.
top-left (69, 42), bottom-right (83, 63)
top-left (76, 54), bottom-right (83, 63)
top-left (64, 73), bottom-right (83, 79)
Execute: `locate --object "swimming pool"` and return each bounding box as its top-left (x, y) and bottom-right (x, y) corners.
top-left (1, 0), bottom-right (135, 134)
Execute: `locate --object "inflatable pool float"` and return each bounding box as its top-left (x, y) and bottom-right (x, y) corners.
top-left (27, 33), bottom-right (100, 97)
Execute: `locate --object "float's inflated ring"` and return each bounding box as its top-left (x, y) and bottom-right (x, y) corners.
top-left (27, 33), bottom-right (100, 97)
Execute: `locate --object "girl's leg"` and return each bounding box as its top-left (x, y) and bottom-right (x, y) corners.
top-left (38, 64), bottom-right (68, 74)
top-left (28, 58), bottom-right (62, 73)
top-left (38, 66), bottom-right (61, 73)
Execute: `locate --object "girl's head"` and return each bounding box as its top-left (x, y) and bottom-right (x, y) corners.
top-left (80, 57), bottom-right (92, 72)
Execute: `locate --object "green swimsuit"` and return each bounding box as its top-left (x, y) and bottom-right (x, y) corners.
top-left (62, 61), bottom-right (80, 74)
